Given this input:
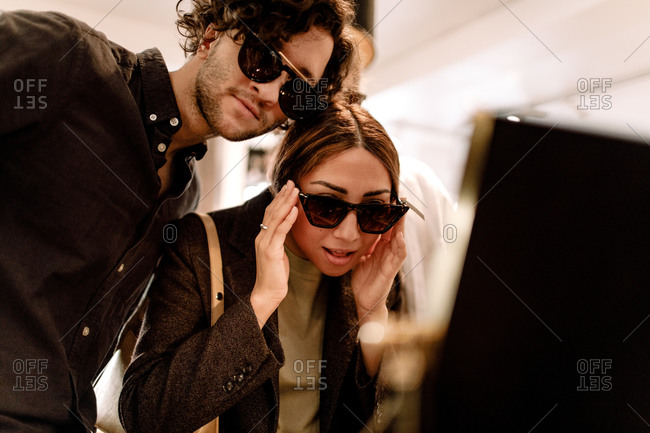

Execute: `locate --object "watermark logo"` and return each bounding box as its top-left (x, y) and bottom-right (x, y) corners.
top-left (14, 78), bottom-right (48, 110)
top-left (13, 359), bottom-right (48, 391)
top-left (577, 78), bottom-right (612, 110)
top-left (293, 359), bottom-right (326, 391)
top-left (443, 224), bottom-right (457, 243)
top-left (577, 358), bottom-right (612, 391)
top-left (162, 223), bottom-right (177, 244)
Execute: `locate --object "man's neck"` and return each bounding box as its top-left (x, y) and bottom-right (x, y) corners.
top-left (168, 60), bottom-right (217, 150)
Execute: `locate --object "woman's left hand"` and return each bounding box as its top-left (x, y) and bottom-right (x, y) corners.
top-left (351, 216), bottom-right (407, 322)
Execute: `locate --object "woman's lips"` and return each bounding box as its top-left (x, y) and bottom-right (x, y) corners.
top-left (323, 247), bottom-right (355, 266)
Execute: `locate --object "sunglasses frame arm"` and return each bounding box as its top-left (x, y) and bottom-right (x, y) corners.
top-left (399, 198), bottom-right (425, 221)
top-left (277, 51), bottom-right (311, 84)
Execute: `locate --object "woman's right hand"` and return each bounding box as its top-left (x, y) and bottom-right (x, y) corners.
top-left (250, 180), bottom-right (299, 328)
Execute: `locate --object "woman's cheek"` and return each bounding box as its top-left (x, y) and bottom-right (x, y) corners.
top-left (363, 235), bottom-right (382, 256)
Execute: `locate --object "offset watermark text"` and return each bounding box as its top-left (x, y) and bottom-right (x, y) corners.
top-left (13, 359), bottom-right (48, 391)
top-left (293, 359), bottom-right (326, 391)
top-left (577, 78), bottom-right (612, 110)
top-left (290, 79), bottom-right (328, 112)
top-left (14, 78), bottom-right (48, 110)
top-left (577, 358), bottom-right (612, 391)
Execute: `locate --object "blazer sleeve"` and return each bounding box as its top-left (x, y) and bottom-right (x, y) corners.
top-left (119, 214), bottom-right (283, 433)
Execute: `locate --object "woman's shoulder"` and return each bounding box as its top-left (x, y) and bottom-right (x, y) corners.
top-left (172, 189), bottom-right (273, 252)
top-left (204, 188), bottom-right (273, 235)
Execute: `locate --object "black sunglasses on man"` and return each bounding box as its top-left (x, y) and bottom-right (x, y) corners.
top-left (238, 35), bottom-right (326, 120)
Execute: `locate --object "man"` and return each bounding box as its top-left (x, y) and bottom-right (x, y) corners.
top-left (0, 0), bottom-right (355, 431)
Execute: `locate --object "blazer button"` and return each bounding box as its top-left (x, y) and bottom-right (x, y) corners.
top-left (223, 381), bottom-right (234, 393)
top-left (236, 372), bottom-right (245, 383)
top-left (244, 364), bottom-right (252, 374)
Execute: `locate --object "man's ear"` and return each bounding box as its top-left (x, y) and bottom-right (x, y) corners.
top-left (197, 25), bottom-right (219, 59)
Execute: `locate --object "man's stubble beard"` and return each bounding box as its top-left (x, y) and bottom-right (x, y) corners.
top-left (193, 57), bottom-right (280, 142)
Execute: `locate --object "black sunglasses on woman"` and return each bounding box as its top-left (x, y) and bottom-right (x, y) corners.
top-left (298, 191), bottom-right (412, 234)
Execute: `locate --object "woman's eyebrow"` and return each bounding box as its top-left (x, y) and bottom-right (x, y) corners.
top-left (309, 181), bottom-right (390, 197)
top-left (309, 180), bottom-right (346, 193)
top-left (363, 189), bottom-right (391, 197)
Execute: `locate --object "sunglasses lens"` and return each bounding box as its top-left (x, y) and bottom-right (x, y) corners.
top-left (357, 205), bottom-right (404, 234)
top-left (238, 38), bottom-right (282, 82)
top-left (301, 194), bottom-right (408, 234)
top-left (279, 79), bottom-right (322, 120)
top-left (304, 195), bottom-right (348, 227)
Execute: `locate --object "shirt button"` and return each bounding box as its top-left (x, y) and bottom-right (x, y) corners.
top-left (169, 117), bottom-right (179, 127)
top-left (157, 143), bottom-right (167, 153)
top-left (149, 113), bottom-right (157, 121)
top-left (82, 327), bottom-right (90, 336)
top-left (117, 263), bottom-right (125, 273)
top-left (216, 292), bottom-right (223, 301)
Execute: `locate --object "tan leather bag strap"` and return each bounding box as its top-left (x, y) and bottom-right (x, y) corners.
top-left (196, 213), bottom-right (225, 325)
top-left (194, 212), bottom-right (223, 433)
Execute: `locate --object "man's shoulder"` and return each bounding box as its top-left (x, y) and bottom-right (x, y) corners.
top-left (2, 10), bottom-right (94, 44)
top-left (1, 10), bottom-right (133, 64)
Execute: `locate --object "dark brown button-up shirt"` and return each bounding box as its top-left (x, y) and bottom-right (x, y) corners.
top-left (0, 11), bottom-right (206, 432)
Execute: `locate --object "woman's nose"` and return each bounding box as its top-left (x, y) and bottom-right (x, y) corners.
top-left (332, 211), bottom-right (361, 241)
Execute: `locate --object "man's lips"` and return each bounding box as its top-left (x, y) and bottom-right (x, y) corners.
top-left (235, 96), bottom-right (259, 119)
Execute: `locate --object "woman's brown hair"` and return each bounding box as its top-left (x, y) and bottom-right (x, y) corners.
top-left (271, 101), bottom-right (401, 200)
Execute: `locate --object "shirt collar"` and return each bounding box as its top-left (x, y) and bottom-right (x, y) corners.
top-left (138, 48), bottom-right (181, 128)
top-left (135, 48), bottom-right (207, 167)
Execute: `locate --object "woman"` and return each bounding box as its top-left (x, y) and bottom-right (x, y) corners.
top-left (119, 101), bottom-right (409, 433)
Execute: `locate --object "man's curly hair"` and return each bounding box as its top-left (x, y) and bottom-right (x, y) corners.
top-left (176, 0), bottom-right (357, 102)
